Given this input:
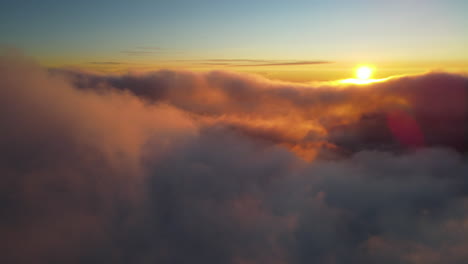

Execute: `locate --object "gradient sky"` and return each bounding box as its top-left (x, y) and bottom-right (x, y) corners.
top-left (1, 0), bottom-right (468, 79)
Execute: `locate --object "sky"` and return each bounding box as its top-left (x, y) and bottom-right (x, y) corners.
top-left (1, 0), bottom-right (468, 80)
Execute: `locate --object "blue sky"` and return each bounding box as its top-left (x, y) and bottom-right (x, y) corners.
top-left (1, 0), bottom-right (467, 64)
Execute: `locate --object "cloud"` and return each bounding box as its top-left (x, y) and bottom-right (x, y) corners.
top-left (121, 50), bottom-right (158, 56)
top-left (234, 61), bottom-right (331, 67)
top-left (88, 61), bottom-right (123, 65)
top-left (120, 46), bottom-right (164, 56)
top-left (63, 68), bottom-right (468, 158)
top-left (0, 53), bottom-right (196, 263)
top-left (185, 59), bottom-right (332, 67)
top-left (2, 53), bottom-right (468, 263)
top-left (135, 46), bottom-right (161, 50)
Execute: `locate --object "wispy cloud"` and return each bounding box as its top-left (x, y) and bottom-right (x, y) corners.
top-left (204, 59), bottom-right (272, 63)
top-left (121, 50), bottom-right (158, 56)
top-left (120, 46), bottom-right (164, 56)
top-left (187, 59), bottom-right (332, 67)
top-left (135, 46), bottom-right (162, 50)
top-left (88, 61), bottom-right (123, 65)
top-left (233, 60), bottom-right (331, 67)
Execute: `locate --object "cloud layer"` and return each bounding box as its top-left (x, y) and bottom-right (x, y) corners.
top-left (2, 53), bottom-right (468, 263)
top-left (62, 65), bottom-right (468, 159)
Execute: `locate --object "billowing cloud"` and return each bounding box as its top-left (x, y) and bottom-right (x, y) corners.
top-left (61, 66), bottom-right (468, 158)
top-left (0, 54), bottom-right (196, 263)
top-left (2, 53), bottom-right (468, 263)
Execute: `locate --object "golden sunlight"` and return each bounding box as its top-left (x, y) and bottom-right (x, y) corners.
top-left (356, 66), bottom-right (373, 80)
top-left (338, 65), bottom-right (390, 85)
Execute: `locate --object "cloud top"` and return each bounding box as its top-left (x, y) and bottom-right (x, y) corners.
top-left (2, 53), bottom-right (468, 263)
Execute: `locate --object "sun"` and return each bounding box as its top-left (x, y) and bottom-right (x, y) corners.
top-left (356, 66), bottom-right (373, 80)
top-left (340, 65), bottom-right (384, 85)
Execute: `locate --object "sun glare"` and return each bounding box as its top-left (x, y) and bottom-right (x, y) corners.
top-left (356, 66), bottom-right (373, 80)
top-left (339, 65), bottom-right (385, 85)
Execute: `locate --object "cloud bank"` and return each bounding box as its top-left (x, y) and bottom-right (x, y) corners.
top-left (2, 53), bottom-right (468, 263)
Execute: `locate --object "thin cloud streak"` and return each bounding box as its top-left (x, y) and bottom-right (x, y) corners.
top-left (184, 59), bottom-right (332, 67)
top-left (234, 61), bottom-right (331, 67)
top-left (121, 50), bottom-right (158, 56)
top-left (135, 46), bottom-right (162, 50)
top-left (88, 61), bottom-right (123, 65)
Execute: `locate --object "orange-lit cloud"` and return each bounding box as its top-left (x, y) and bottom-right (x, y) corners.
top-left (61, 66), bottom-right (468, 159)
